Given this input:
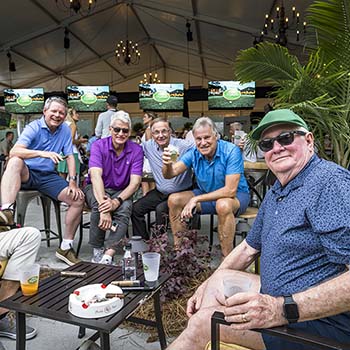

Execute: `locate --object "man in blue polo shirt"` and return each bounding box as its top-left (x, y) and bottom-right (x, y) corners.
top-left (0, 97), bottom-right (85, 266)
top-left (163, 117), bottom-right (250, 257)
top-left (166, 109), bottom-right (350, 350)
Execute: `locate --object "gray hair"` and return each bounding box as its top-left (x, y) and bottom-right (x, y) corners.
top-left (110, 110), bottom-right (131, 129)
top-left (192, 117), bottom-right (218, 137)
top-left (44, 97), bottom-right (68, 114)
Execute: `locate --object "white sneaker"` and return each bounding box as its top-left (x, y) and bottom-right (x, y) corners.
top-left (99, 255), bottom-right (113, 265)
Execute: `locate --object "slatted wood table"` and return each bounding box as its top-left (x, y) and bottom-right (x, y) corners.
top-left (0, 262), bottom-right (170, 350)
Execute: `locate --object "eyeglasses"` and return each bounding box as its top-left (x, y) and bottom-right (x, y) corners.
top-left (258, 130), bottom-right (307, 152)
top-left (111, 127), bottom-right (129, 134)
top-left (152, 129), bottom-right (170, 136)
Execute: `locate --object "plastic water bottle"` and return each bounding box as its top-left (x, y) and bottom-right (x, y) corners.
top-left (122, 243), bottom-right (136, 281)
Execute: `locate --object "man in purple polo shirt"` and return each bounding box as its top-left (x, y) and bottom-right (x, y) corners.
top-left (84, 111), bottom-right (143, 264)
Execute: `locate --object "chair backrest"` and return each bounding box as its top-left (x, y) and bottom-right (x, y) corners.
top-left (211, 311), bottom-right (350, 350)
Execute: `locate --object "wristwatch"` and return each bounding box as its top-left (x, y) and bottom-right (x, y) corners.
top-left (283, 295), bottom-right (299, 323)
top-left (68, 175), bottom-right (77, 181)
top-left (116, 197), bottom-right (124, 205)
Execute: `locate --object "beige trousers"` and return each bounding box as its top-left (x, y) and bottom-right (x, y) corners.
top-left (0, 227), bottom-right (41, 281)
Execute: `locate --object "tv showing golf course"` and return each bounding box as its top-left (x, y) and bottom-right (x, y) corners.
top-left (139, 83), bottom-right (184, 111)
top-left (4, 88), bottom-right (44, 114)
top-left (66, 85), bottom-right (109, 112)
top-left (208, 81), bottom-right (255, 110)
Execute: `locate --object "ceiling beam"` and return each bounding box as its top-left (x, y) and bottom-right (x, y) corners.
top-left (153, 38), bottom-right (232, 66)
top-left (130, 4), bottom-right (165, 68)
top-left (29, 0), bottom-right (126, 79)
top-left (11, 48), bottom-right (81, 86)
top-left (1, 1), bottom-right (122, 53)
top-left (131, 0), bottom-right (258, 36)
top-left (191, 0), bottom-right (206, 78)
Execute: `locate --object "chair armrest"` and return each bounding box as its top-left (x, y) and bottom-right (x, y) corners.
top-left (211, 311), bottom-right (350, 350)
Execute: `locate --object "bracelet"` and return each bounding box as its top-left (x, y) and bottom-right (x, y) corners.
top-left (68, 175), bottom-right (77, 181)
top-left (116, 197), bottom-right (124, 205)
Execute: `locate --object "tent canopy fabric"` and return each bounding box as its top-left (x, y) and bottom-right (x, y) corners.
top-left (0, 0), bottom-right (313, 93)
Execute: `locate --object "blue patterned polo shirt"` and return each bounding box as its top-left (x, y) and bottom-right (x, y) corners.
top-left (246, 155), bottom-right (350, 296)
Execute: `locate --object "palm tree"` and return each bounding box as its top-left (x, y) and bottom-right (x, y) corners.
top-left (234, 0), bottom-right (350, 168)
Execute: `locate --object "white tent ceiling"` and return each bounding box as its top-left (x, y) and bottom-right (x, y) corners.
top-left (0, 0), bottom-right (314, 92)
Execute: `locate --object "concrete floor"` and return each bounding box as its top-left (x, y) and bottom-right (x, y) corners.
top-left (1, 198), bottom-right (224, 350)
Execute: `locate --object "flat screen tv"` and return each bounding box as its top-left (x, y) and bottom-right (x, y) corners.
top-left (66, 85), bottom-right (109, 112)
top-left (4, 88), bottom-right (44, 114)
top-left (208, 81), bottom-right (255, 110)
top-left (139, 83), bottom-right (184, 111)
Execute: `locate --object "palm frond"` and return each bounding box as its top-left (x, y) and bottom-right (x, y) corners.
top-left (234, 42), bottom-right (302, 83)
top-left (307, 0), bottom-right (350, 68)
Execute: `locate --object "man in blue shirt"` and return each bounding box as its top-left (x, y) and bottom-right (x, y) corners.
top-left (166, 109), bottom-right (350, 350)
top-left (0, 97), bottom-right (85, 266)
top-left (163, 117), bottom-right (250, 257)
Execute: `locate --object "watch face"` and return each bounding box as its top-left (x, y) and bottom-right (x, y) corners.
top-left (284, 296), bottom-right (299, 323)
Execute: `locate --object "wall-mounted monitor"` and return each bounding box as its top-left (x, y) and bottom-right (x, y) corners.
top-left (4, 88), bottom-right (45, 114)
top-left (66, 85), bottom-right (109, 112)
top-left (208, 81), bottom-right (255, 110)
top-left (139, 83), bottom-right (184, 111)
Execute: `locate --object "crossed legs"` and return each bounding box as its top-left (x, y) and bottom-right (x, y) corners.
top-left (1, 156), bottom-right (84, 241)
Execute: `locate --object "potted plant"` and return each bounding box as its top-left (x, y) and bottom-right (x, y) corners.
top-left (234, 0), bottom-right (350, 169)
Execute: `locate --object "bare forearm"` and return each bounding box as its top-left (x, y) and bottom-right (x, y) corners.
top-left (66, 155), bottom-right (77, 177)
top-left (162, 164), bottom-right (176, 179)
top-left (218, 240), bottom-right (259, 271)
top-left (295, 268), bottom-right (350, 321)
top-left (91, 177), bottom-right (107, 205)
top-left (117, 180), bottom-right (141, 202)
top-left (10, 146), bottom-right (44, 159)
top-left (192, 186), bottom-right (236, 204)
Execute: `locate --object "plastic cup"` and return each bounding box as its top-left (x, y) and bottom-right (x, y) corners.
top-left (20, 263), bottom-right (40, 296)
top-left (168, 145), bottom-right (179, 163)
top-left (223, 275), bottom-right (251, 298)
top-left (142, 252), bottom-right (160, 282)
top-left (234, 130), bottom-right (246, 146)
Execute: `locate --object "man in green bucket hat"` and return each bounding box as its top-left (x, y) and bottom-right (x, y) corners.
top-left (167, 109), bottom-right (350, 350)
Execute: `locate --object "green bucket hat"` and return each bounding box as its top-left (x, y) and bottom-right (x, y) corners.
top-left (251, 109), bottom-right (309, 140)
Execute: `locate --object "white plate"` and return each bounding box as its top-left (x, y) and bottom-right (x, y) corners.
top-left (69, 283), bottom-right (124, 319)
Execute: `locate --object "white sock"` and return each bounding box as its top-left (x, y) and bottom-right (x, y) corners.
top-left (100, 255), bottom-right (112, 264)
top-left (61, 239), bottom-right (74, 250)
top-left (1, 203), bottom-right (12, 210)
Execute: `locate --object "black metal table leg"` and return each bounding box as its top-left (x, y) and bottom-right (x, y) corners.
top-left (78, 326), bottom-right (86, 338)
top-left (16, 311), bottom-right (26, 350)
top-left (153, 291), bottom-right (167, 350)
top-left (99, 332), bottom-right (110, 350)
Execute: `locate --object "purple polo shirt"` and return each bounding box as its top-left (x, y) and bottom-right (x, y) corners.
top-left (87, 137), bottom-right (143, 190)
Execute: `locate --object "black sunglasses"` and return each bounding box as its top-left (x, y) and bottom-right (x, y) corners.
top-left (258, 130), bottom-right (307, 152)
top-left (111, 127), bottom-right (129, 134)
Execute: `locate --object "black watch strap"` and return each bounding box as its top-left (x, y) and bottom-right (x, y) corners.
top-left (116, 197), bottom-right (124, 205)
top-left (283, 295), bottom-right (299, 324)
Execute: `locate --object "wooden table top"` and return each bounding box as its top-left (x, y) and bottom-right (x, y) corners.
top-left (244, 161), bottom-right (269, 171)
